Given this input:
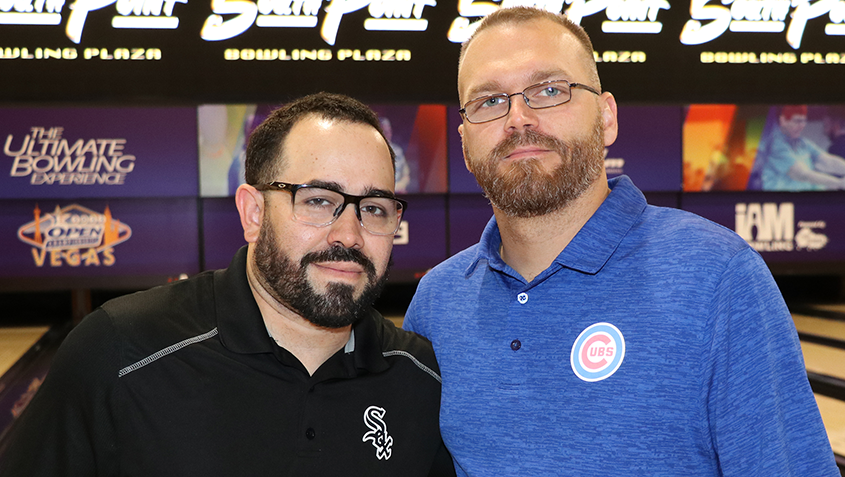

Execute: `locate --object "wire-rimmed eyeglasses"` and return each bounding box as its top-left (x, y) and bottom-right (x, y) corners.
top-left (253, 181), bottom-right (407, 236)
top-left (459, 79), bottom-right (601, 124)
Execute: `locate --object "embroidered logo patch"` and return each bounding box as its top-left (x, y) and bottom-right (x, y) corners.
top-left (362, 405), bottom-right (393, 460)
top-left (570, 322), bottom-right (625, 382)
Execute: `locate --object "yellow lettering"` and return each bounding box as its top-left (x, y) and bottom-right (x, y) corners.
top-left (102, 247), bottom-right (115, 266)
top-left (50, 250), bottom-right (62, 266)
top-left (31, 248), bottom-right (46, 267)
top-left (83, 248), bottom-right (101, 266)
top-left (64, 249), bottom-right (81, 266)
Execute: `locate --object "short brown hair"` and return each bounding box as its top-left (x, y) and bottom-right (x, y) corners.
top-left (458, 7), bottom-right (600, 97)
top-left (245, 92), bottom-right (395, 186)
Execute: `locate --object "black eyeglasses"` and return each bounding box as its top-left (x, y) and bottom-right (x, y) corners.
top-left (459, 80), bottom-right (601, 124)
top-left (253, 181), bottom-right (407, 236)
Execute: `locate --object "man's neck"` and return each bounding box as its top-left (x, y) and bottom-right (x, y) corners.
top-left (495, 176), bottom-right (610, 282)
top-left (245, 249), bottom-right (352, 376)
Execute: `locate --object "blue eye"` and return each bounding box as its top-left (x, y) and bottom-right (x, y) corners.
top-left (539, 86), bottom-right (562, 97)
top-left (480, 96), bottom-right (506, 108)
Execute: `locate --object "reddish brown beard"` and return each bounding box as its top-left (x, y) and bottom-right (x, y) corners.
top-left (466, 117), bottom-right (605, 218)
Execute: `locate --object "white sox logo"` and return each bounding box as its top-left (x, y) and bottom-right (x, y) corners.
top-left (362, 405), bottom-right (393, 460)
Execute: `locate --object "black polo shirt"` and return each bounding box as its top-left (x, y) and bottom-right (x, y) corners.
top-left (1, 248), bottom-right (454, 477)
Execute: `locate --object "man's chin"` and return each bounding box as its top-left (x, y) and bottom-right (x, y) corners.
top-left (307, 270), bottom-right (365, 298)
top-left (307, 286), bottom-right (364, 310)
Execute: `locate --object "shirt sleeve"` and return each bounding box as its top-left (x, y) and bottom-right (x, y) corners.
top-left (402, 280), bottom-right (426, 336)
top-left (764, 134), bottom-right (799, 176)
top-left (806, 137), bottom-right (825, 163)
top-left (402, 272), bottom-right (441, 341)
top-left (706, 248), bottom-right (838, 476)
top-left (0, 308), bottom-right (121, 477)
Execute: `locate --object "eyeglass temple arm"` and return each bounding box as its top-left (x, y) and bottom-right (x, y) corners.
top-left (571, 83), bottom-right (601, 96)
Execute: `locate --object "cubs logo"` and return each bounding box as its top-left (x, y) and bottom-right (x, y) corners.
top-left (570, 322), bottom-right (626, 382)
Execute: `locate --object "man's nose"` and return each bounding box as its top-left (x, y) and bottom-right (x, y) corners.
top-left (326, 203), bottom-right (364, 250)
top-left (504, 93), bottom-right (539, 131)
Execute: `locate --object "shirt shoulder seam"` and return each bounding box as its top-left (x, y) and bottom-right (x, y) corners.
top-left (382, 350), bottom-right (442, 384)
top-left (118, 328), bottom-right (219, 378)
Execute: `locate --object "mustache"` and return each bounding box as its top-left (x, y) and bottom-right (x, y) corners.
top-left (491, 128), bottom-right (567, 161)
top-left (300, 246), bottom-right (376, 280)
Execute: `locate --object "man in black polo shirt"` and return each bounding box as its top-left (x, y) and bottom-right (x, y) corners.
top-left (0, 93), bottom-right (455, 476)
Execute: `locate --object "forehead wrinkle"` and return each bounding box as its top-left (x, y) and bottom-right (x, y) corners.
top-left (528, 69), bottom-right (573, 85)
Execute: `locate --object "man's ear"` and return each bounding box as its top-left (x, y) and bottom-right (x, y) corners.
top-left (601, 92), bottom-right (619, 147)
top-left (235, 184), bottom-right (264, 244)
top-left (458, 123), bottom-right (474, 173)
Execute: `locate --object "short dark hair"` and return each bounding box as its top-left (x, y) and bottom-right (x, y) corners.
top-left (458, 7), bottom-right (600, 95)
top-left (244, 92), bottom-right (395, 186)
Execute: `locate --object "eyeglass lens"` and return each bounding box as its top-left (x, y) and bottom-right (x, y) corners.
top-left (292, 187), bottom-right (403, 235)
top-left (464, 81), bottom-right (573, 123)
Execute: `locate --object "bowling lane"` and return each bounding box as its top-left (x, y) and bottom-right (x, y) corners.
top-left (810, 304), bottom-right (845, 314)
top-left (793, 314), bottom-right (845, 342)
top-left (815, 394), bottom-right (845, 458)
top-left (801, 341), bottom-right (845, 380)
top-left (0, 326), bottom-right (49, 377)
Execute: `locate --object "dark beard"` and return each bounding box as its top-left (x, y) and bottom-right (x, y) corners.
top-left (253, 220), bottom-right (389, 329)
top-left (466, 117), bottom-right (605, 218)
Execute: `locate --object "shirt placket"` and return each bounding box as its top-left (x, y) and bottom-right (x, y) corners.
top-left (500, 279), bottom-right (532, 390)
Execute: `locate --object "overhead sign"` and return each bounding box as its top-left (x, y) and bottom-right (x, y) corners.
top-left (683, 104), bottom-right (845, 192)
top-left (682, 192), bottom-right (845, 265)
top-left (16, 203), bottom-right (131, 268)
top-left (0, 107), bottom-right (198, 198)
top-left (1, 0), bottom-right (844, 103)
top-left (0, 199), bottom-right (199, 279)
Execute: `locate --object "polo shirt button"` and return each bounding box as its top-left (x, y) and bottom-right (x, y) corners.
top-left (510, 339), bottom-right (521, 351)
top-left (517, 293), bottom-right (528, 304)
top-left (305, 428), bottom-right (316, 440)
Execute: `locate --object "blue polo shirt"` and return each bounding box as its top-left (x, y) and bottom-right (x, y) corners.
top-left (405, 176), bottom-right (837, 476)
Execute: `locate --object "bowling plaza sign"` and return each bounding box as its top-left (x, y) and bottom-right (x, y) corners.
top-left (1, 0), bottom-right (844, 103)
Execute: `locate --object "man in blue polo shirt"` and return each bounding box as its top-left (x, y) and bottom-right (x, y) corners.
top-left (403, 7), bottom-right (838, 476)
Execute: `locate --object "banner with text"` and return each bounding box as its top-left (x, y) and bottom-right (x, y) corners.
top-left (0, 198), bottom-right (199, 279)
top-left (2, 1), bottom-right (845, 103)
top-left (1, 107), bottom-right (198, 198)
top-left (682, 192), bottom-right (845, 264)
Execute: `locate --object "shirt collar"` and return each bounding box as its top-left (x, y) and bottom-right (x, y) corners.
top-left (214, 246), bottom-right (389, 375)
top-left (214, 246), bottom-right (272, 354)
top-left (465, 175), bottom-right (646, 277)
top-left (347, 309), bottom-right (391, 375)
top-left (464, 218), bottom-right (505, 278)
